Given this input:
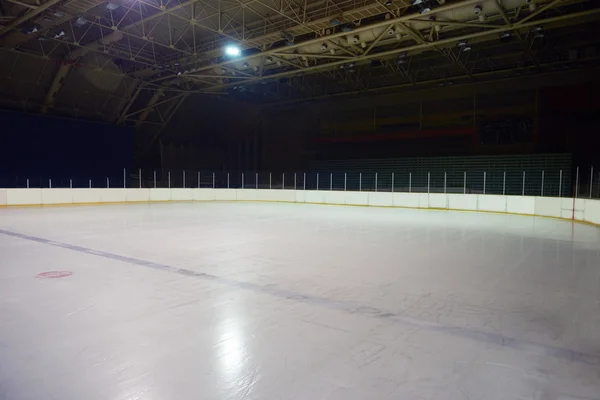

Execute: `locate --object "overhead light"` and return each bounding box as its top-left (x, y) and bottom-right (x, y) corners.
top-left (387, 28), bottom-right (395, 36)
top-left (330, 48), bottom-right (336, 55)
top-left (276, 61), bottom-right (282, 66)
top-left (266, 56), bottom-right (273, 64)
top-left (74, 17), bottom-right (87, 27)
top-left (499, 31), bottom-right (512, 42)
top-left (385, 0), bottom-right (393, 5)
top-left (321, 43), bottom-right (328, 51)
top-left (531, 26), bottom-right (544, 39)
top-left (350, 35), bottom-right (360, 44)
top-left (53, 30), bottom-right (65, 39)
top-left (224, 45), bottom-right (241, 57)
top-left (53, 11), bottom-right (65, 17)
top-left (458, 40), bottom-right (471, 51)
top-left (473, 5), bottom-right (482, 15)
top-left (23, 26), bottom-right (38, 35)
top-left (361, 42), bottom-right (367, 49)
top-left (413, 0), bottom-right (432, 13)
top-left (106, 2), bottom-right (119, 10)
top-left (243, 62), bottom-right (250, 68)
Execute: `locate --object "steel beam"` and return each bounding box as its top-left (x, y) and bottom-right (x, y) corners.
top-left (126, 93), bottom-right (186, 118)
top-left (271, 57), bottom-right (600, 105)
top-left (0, 0), bottom-right (62, 36)
top-left (195, 7), bottom-right (600, 92)
top-left (153, 0), bottom-right (487, 82)
top-left (41, 62), bottom-right (71, 113)
top-left (117, 84), bottom-right (143, 124)
top-left (136, 86), bottom-right (166, 127)
top-left (5, 0), bottom-right (38, 9)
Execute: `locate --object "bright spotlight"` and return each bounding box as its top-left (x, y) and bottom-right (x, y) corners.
top-left (224, 45), bottom-right (241, 57)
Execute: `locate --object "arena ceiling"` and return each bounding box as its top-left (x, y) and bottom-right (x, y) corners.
top-left (1, 0), bottom-right (599, 128)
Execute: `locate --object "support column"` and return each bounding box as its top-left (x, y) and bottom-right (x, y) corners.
top-left (41, 62), bottom-right (71, 113)
top-left (136, 87), bottom-right (165, 128)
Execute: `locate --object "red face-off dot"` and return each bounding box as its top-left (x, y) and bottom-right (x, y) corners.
top-left (36, 271), bottom-right (73, 279)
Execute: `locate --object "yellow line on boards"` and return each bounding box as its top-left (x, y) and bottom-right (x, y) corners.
top-left (0, 197), bottom-right (598, 228)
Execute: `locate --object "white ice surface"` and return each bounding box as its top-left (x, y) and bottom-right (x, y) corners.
top-left (1, 202), bottom-right (600, 400)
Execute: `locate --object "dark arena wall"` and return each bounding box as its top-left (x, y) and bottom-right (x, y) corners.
top-left (0, 110), bottom-right (134, 188)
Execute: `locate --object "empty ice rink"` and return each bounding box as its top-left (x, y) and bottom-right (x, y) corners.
top-left (1, 200), bottom-right (599, 400)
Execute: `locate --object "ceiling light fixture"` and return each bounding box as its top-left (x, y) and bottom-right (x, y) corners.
top-left (413, 0), bottom-right (432, 14)
top-left (224, 45), bottom-right (241, 57)
top-left (532, 26), bottom-right (545, 39)
top-left (74, 17), bottom-right (87, 27)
